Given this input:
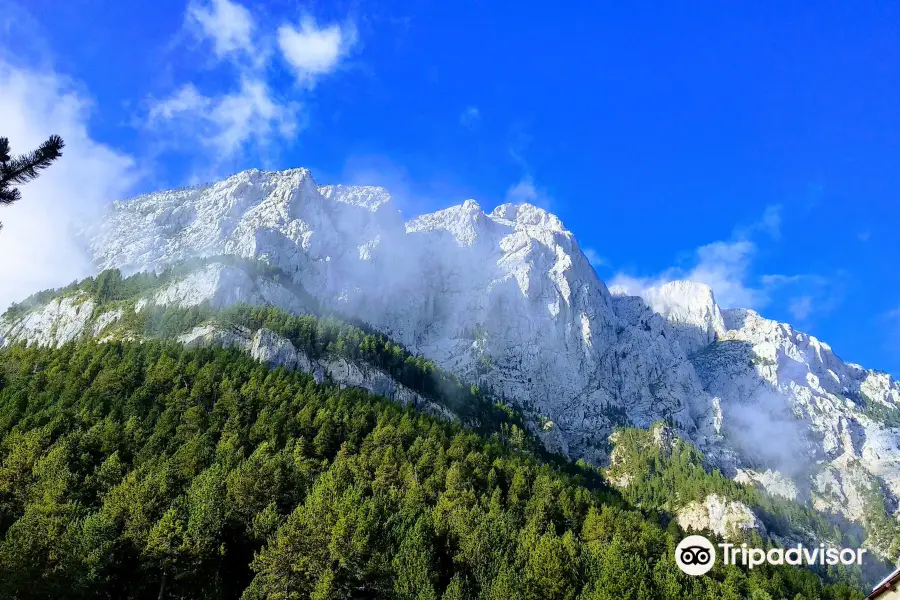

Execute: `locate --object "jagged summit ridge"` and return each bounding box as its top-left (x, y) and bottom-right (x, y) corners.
top-left (90, 168), bottom-right (403, 275)
top-left (86, 168), bottom-right (629, 457)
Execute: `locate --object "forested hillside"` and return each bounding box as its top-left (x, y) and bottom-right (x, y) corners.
top-left (1, 263), bottom-right (519, 429)
top-left (605, 427), bottom-right (854, 545)
top-left (0, 341), bottom-right (866, 599)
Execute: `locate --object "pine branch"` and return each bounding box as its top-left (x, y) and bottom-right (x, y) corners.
top-left (0, 137), bottom-right (11, 163)
top-left (0, 186), bottom-right (20, 206)
top-left (0, 134), bottom-right (65, 186)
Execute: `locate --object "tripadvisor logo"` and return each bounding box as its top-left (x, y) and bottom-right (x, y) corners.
top-left (674, 535), bottom-right (868, 576)
top-left (676, 535), bottom-right (716, 576)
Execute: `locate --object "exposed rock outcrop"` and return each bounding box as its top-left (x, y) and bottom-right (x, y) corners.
top-left (677, 494), bottom-right (767, 539)
top-left (0, 295), bottom-right (95, 348)
top-left (178, 324), bottom-right (455, 421)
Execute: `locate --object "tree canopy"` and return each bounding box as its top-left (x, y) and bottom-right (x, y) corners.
top-left (0, 340), bottom-right (866, 599)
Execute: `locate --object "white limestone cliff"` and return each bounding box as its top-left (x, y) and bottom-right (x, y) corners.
top-left (0, 295), bottom-right (95, 348)
top-left (639, 281), bottom-right (727, 355)
top-left (676, 494), bottom-right (767, 539)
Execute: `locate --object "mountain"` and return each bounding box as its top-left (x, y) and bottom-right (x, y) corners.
top-left (4, 166), bottom-right (900, 558)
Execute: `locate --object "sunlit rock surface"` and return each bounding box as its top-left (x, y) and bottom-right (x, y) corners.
top-left (0, 295), bottom-right (95, 348)
top-left (677, 494), bottom-right (767, 539)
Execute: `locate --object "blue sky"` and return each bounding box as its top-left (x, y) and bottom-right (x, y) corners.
top-left (1, 0), bottom-right (899, 374)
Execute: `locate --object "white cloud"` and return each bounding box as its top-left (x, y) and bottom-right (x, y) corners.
top-left (0, 61), bottom-right (138, 309)
top-left (608, 207), bottom-right (787, 309)
top-left (606, 274), bottom-right (654, 297)
top-left (505, 175), bottom-right (552, 209)
top-left (147, 4), bottom-right (356, 171)
top-left (460, 106), bottom-right (480, 129)
top-left (789, 295), bottom-right (814, 321)
top-left (583, 248), bottom-right (607, 269)
top-left (277, 16), bottom-right (356, 85)
top-left (684, 240), bottom-right (764, 308)
top-left (609, 204), bottom-right (846, 324)
top-left (187, 0), bottom-right (255, 59)
top-left (759, 204), bottom-right (782, 238)
top-left (759, 273), bottom-right (828, 288)
top-left (609, 238), bottom-right (764, 308)
top-left (148, 84), bottom-right (210, 120)
top-left (761, 273), bottom-right (841, 322)
top-left (506, 177), bottom-right (537, 203)
top-left (730, 204), bottom-right (782, 239)
top-left (148, 78), bottom-right (300, 162)
top-left (209, 79), bottom-right (299, 151)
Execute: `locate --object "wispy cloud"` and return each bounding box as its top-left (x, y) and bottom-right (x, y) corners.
top-left (277, 16), bottom-right (357, 86)
top-left (459, 106), bottom-right (480, 129)
top-left (147, 0), bottom-right (354, 173)
top-left (0, 60), bottom-right (139, 309)
top-left (608, 205), bottom-right (837, 314)
top-left (583, 248), bottom-right (607, 269)
top-left (505, 174), bottom-right (552, 209)
top-left (186, 0), bottom-right (256, 60)
top-left (148, 79), bottom-right (300, 161)
top-left (760, 273), bottom-right (844, 323)
top-left (788, 295), bottom-right (814, 321)
top-left (609, 236), bottom-right (765, 309)
top-left (148, 83), bottom-right (210, 120)
top-left (755, 204), bottom-right (782, 239)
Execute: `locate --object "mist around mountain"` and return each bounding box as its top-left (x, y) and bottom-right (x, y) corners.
top-left (2, 167), bottom-right (900, 595)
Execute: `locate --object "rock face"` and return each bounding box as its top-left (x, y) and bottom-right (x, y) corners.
top-left (0, 295), bottom-right (95, 348)
top-left (677, 494), bottom-right (767, 539)
top-left (734, 469), bottom-right (799, 502)
top-left (639, 281), bottom-right (726, 355)
top-left (178, 324), bottom-right (453, 420)
top-left (151, 263), bottom-right (307, 313)
top-left (91, 309), bottom-right (123, 336)
top-left (85, 169), bottom-right (675, 459)
top-left (690, 306), bottom-right (900, 527)
top-left (5, 166), bottom-right (900, 553)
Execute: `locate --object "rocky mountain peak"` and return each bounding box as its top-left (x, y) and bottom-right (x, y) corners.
top-left (639, 280), bottom-right (727, 355)
top-left (488, 202), bottom-right (567, 233)
top-left (318, 184), bottom-right (394, 212)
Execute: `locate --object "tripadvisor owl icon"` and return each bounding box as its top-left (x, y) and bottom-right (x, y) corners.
top-left (675, 535), bottom-right (716, 576)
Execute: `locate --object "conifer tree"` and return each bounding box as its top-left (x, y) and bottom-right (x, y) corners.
top-left (0, 134), bottom-right (65, 231)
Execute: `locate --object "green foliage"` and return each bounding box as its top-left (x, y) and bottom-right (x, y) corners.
top-left (859, 398), bottom-right (900, 429)
top-left (0, 134), bottom-right (65, 230)
top-left (605, 425), bottom-right (868, 577)
top-left (858, 474), bottom-right (900, 558)
top-left (210, 302), bottom-right (522, 434)
top-left (0, 342), bottom-right (865, 599)
top-left (3, 258), bottom-right (534, 443)
top-left (750, 353), bottom-right (776, 368)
